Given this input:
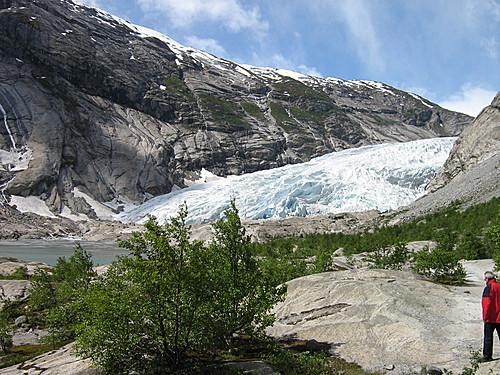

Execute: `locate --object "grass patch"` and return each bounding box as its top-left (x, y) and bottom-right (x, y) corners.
top-left (199, 94), bottom-right (250, 130)
top-left (273, 80), bottom-right (330, 102)
top-left (290, 105), bottom-right (329, 123)
top-left (183, 337), bottom-right (376, 375)
top-left (372, 114), bottom-right (399, 127)
top-left (163, 76), bottom-right (195, 100)
top-left (241, 101), bottom-right (264, 119)
top-left (270, 102), bottom-right (297, 131)
top-left (0, 267), bottom-right (30, 281)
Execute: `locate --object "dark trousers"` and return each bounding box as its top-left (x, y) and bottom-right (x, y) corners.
top-left (483, 322), bottom-right (500, 359)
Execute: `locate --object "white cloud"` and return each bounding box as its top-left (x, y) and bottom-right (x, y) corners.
top-left (73, 0), bottom-right (100, 7)
top-left (296, 64), bottom-right (322, 77)
top-left (306, 0), bottom-right (384, 73)
top-left (336, 0), bottom-right (384, 72)
top-left (249, 52), bottom-right (322, 77)
top-left (185, 36), bottom-right (226, 56)
top-left (137, 0), bottom-right (268, 34)
top-left (439, 85), bottom-right (497, 117)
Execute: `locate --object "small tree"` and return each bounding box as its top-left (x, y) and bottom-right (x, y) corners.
top-left (75, 202), bottom-right (287, 372)
top-left (412, 244), bottom-right (466, 285)
top-left (76, 205), bottom-right (211, 373)
top-left (456, 232), bottom-right (490, 260)
top-left (486, 214), bottom-right (500, 270)
top-left (0, 312), bottom-right (12, 354)
top-left (206, 201), bottom-right (286, 345)
top-left (29, 244), bottom-right (96, 345)
top-left (366, 242), bottom-right (410, 270)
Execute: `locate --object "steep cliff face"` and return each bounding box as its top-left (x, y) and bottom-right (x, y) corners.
top-left (428, 92), bottom-right (500, 191)
top-left (0, 0), bottom-right (471, 217)
top-left (392, 93), bottom-right (499, 222)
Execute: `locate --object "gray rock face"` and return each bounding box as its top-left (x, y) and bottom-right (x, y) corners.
top-left (429, 92), bottom-right (500, 191)
top-left (0, 0), bottom-right (471, 217)
top-left (393, 92), bottom-right (499, 222)
top-left (0, 204), bottom-right (81, 239)
top-left (267, 260), bottom-right (500, 374)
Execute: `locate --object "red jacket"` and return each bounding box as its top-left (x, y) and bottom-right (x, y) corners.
top-left (482, 279), bottom-right (500, 323)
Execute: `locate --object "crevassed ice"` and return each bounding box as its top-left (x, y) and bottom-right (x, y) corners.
top-left (118, 137), bottom-right (457, 224)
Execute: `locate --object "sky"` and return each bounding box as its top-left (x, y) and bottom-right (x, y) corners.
top-left (76, 0), bottom-right (499, 117)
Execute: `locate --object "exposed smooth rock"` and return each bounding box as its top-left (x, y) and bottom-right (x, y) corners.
top-left (0, 343), bottom-right (99, 375)
top-left (222, 360), bottom-right (275, 375)
top-left (0, 257), bottom-right (48, 276)
top-left (267, 259), bottom-right (500, 374)
top-left (12, 328), bottom-right (48, 346)
top-left (0, 279), bottom-right (30, 303)
top-left (0, 205), bottom-right (81, 239)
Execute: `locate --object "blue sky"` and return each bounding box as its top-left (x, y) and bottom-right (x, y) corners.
top-left (77, 0), bottom-right (499, 117)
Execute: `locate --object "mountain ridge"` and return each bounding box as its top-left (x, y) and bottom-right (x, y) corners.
top-left (0, 0), bottom-right (471, 219)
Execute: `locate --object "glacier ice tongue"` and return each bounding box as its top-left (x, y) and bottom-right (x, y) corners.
top-left (118, 138), bottom-right (457, 224)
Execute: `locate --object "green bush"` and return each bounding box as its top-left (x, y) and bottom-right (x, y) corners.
top-left (366, 243), bottom-right (410, 270)
top-left (206, 202), bottom-right (286, 345)
top-left (28, 244), bottom-right (95, 343)
top-left (266, 348), bottom-right (333, 375)
top-left (0, 312), bottom-right (12, 354)
top-left (412, 244), bottom-right (466, 285)
top-left (455, 232), bottom-right (490, 260)
top-left (486, 214), bottom-right (500, 270)
top-left (75, 202), bottom-right (286, 373)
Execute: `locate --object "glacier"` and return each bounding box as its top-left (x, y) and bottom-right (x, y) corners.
top-left (117, 137), bottom-right (457, 224)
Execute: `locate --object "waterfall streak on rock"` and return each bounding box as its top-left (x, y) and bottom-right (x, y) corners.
top-left (0, 103), bottom-right (16, 150)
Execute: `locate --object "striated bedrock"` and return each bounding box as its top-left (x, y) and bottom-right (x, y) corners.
top-left (390, 92), bottom-right (499, 223)
top-left (267, 260), bottom-right (498, 374)
top-left (429, 91), bottom-right (500, 191)
top-left (0, 0), bottom-right (471, 217)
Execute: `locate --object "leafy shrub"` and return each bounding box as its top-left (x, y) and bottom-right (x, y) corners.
top-left (412, 244), bottom-right (466, 285)
top-left (0, 312), bottom-right (12, 354)
top-left (366, 243), bottom-right (410, 270)
top-left (11, 266), bottom-right (28, 280)
top-left (486, 214), bottom-right (500, 270)
top-left (314, 250), bottom-right (335, 273)
top-left (28, 244), bottom-right (95, 343)
top-left (75, 202), bottom-right (286, 373)
top-left (266, 347), bottom-right (334, 375)
top-left (206, 202), bottom-right (286, 345)
top-left (259, 256), bottom-right (310, 286)
top-left (455, 232), bottom-right (490, 260)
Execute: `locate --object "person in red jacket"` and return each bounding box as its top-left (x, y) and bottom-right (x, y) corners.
top-left (482, 271), bottom-right (500, 362)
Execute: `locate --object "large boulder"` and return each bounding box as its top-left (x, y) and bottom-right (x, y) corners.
top-left (0, 279), bottom-right (30, 303)
top-left (267, 260), bottom-right (500, 374)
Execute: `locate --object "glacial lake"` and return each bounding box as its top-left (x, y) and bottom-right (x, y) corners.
top-left (0, 239), bottom-right (128, 266)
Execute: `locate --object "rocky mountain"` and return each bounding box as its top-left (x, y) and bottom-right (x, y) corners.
top-left (0, 0), bottom-right (471, 218)
top-left (429, 92), bottom-right (500, 190)
top-left (393, 92), bottom-right (499, 222)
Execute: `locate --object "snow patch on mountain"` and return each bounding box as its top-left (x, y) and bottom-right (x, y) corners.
top-left (80, 2), bottom-right (422, 102)
top-left (118, 137), bottom-right (457, 225)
